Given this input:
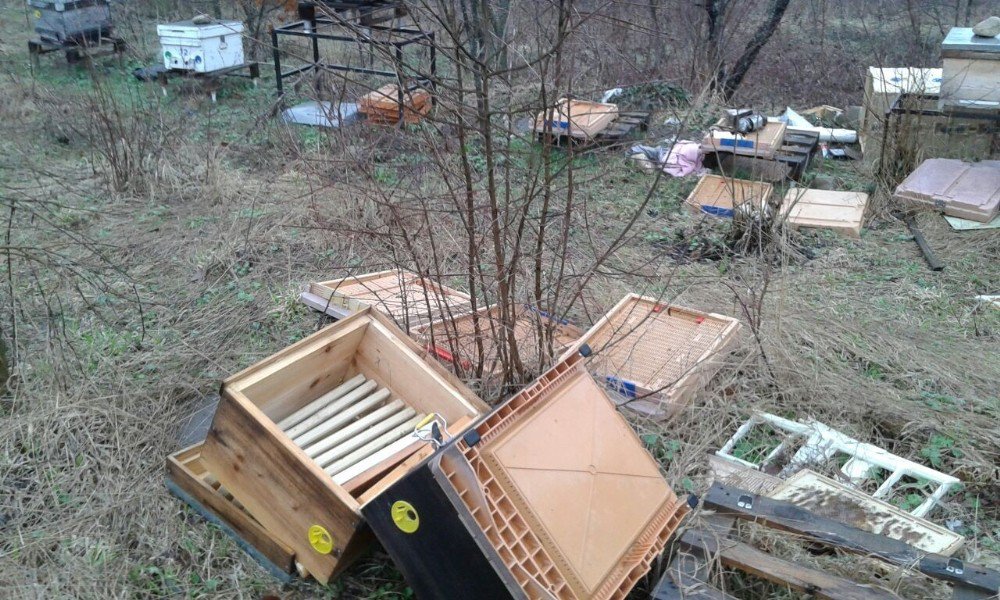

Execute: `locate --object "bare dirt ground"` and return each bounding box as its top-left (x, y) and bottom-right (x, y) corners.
top-left (0, 3), bottom-right (997, 599)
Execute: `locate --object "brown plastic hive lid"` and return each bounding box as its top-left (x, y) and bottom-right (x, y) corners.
top-left (894, 159), bottom-right (1000, 223)
top-left (454, 354), bottom-right (686, 599)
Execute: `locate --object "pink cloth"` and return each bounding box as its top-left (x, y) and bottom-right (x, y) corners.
top-left (662, 140), bottom-right (704, 177)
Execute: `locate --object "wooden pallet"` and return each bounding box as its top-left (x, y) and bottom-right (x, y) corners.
top-left (535, 111), bottom-right (650, 148)
top-left (707, 128), bottom-right (820, 182)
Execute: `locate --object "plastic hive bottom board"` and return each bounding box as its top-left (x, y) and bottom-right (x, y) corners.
top-left (894, 158), bottom-right (1000, 223)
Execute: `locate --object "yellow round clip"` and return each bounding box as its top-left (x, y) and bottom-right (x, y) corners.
top-left (34, 10), bottom-right (42, 18)
top-left (391, 500), bottom-right (420, 534)
top-left (308, 525), bottom-right (334, 555)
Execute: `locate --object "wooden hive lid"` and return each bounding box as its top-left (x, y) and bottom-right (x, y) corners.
top-left (686, 174), bottom-right (773, 217)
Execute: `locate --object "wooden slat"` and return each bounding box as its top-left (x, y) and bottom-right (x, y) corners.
top-left (277, 374), bottom-right (366, 430)
top-left (166, 444), bottom-right (296, 575)
top-left (284, 379), bottom-right (378, 439)
top-left (313, 405), bottom-right (416, 468)
top-left (326, 417), bottom-right (423, 476)
top-left (305, 399), bottom-right (409, 459)
top-left (703, 483), bottom-right (1000, 595)
top-left (681, 529), bottom-right (902, 600)
top-left (293, 388), bottom-right (391, 447)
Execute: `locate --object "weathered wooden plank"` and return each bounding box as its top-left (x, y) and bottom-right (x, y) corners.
top-left (680, 529), bottom-right (902, 600)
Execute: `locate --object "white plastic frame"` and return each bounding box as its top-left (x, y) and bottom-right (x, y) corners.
top-left (716, 412), bottom-right (959, 518)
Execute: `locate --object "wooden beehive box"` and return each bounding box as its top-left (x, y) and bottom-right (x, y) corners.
top-left (685, 174), bottom-right (773, 218)
top-left (361, 352), bottom-right (689, 599)
top-left (300, 269), bottom-right (474, 331)
top-left (894, 158), bottom-right (1000, 222)
top-left (941, 27), bottom-right (1000, 108)
top-left (780, 188), bottom-right (869, 238)
top-left (563, 294), bottom-right (742, 418)
top-left (200, 308), bottom-right (488, 583)
top-left (414, 304), bottom-right (582, 376)
top-left (533, 98), bottom-right (619, 138)
top-left (358, 84), bottom-right (432, 124)
top-left (701, 119), bottom-right (786, 159)
top-left (859, 67), bottom-right (942, 157)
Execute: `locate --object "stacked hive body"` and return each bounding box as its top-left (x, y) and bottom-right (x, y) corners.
top-left (200, 308), bottom-right (487, 583)
top-left (300, 269), bottom-right (474, 331)
top-left (359, 84), bottom-right (431, 124)
top-left (29, 0), bottom-right (113, 44)
top-left (415, 304), bottom-right (582, 376)
top-left (564, 294), bottom-right (742, 417)
top-left (940, 27), bottom-right (1000, 108)
top-left (362, 353), bottom-right (688, 599)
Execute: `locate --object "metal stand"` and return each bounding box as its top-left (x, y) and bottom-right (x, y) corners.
top-left (28, 36), bottom-right (125, 69)
top-left (156, 63), bottom-right (261, 103)
top-left (270, 6), bottom-right (436, 122)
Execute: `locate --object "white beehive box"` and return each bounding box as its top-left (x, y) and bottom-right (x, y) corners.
top-left (157, 20), bottom-right (245, 73)
top-left (941, 27), bottom-right (1000, 109)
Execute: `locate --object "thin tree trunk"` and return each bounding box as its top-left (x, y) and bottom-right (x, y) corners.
top-left (720, 0), bottom-right (792, 101)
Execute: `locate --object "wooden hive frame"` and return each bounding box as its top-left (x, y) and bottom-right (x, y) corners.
top-left (414, 303), bottom-right (583, 377)
top-left (300, 269), bottom-right (475, 331)
top-left (779, 188), bottom-right (869, 238)
top-left (562, 294), bottom-right (742, 418)
top-left (358, 84), bottom-right (432, 124)
top-left (685, 174), bottom-right (774, 218)
top-left (200, 308), bottom-right (488, 583)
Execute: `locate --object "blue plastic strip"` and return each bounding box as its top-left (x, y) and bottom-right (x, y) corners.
top-left (700, 205), bottom-right (734, 218)
top-left (605, 376), bottom-right (638, 399)
top-left (720, 138), bottom-right (755, 149)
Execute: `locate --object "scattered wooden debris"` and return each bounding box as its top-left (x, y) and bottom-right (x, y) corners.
top-left (359, 84), bottom-right (432, 124)
top-left (780, 188), bottom-right (869, 237)
top-left (769, 470), bottom-right (965, 555)
top-left (363, 353), bottom-right (689, 599)
top-left (564, 294), bottom-right (742, 419)
top-left (685, 174), bottom-right (774, 217)
top-left (702, 483), bottom-right (1000, 598)
top-left (702, 119), bottom-right (787, 159)
top-left (894, 158), bottom-right (1000, 223)
top-left (199, 309), bottom-right (487, 583)
top-left (898, 211), bottom-right (946, 272)
top-left (716, 412), bottom-right (959, 518)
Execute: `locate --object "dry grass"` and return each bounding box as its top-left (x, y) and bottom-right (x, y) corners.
top-left (0, 3), bottom-right (998, 600)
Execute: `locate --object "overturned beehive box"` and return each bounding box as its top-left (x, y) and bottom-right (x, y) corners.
top-left (362, 352), bottom-right (689, 599)
top-left (415, 304), bottom-right (582, 377)
top-left (200, 308), bottom-right (488, 583)
top-left (685, 174), bottom-right (773, 218)
top-left (359, 84), bottom-right (431, 124)
top-left (300, 269), bottom-right (474, 331)
top-left (894, 158), bottom-right (1000, 223)
top-left (563, 294), bottom-right (742, 417)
